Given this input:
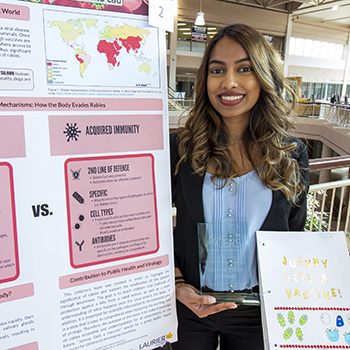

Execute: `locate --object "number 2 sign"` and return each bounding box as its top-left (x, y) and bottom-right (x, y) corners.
top-left (148, 0), bottom-right (177, 32)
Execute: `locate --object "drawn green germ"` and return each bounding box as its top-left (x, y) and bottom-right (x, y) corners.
top-left (283, 328), bottom-right (293, 339)
top-left (89, 2), bottom-right (106, 9)
top-left (299, 315), bottom-right (308, 325)
top-left (277, 313), bottom-right (285, 327)
top-left (288, 311), bottom-right (295, 324)
top-left (296, 327), bottom-right (303, 341)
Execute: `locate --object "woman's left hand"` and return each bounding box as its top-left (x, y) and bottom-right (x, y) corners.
top-left (175, 282), bottom-right (238, 318)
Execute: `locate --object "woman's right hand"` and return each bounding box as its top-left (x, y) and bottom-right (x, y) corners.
top-left (175, 282), bottom-right (238, 318)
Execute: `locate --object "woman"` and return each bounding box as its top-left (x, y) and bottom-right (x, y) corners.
top-left (170, 23), bottom-right (309, 350)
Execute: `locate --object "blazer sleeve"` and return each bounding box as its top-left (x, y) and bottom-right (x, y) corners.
top-left (170, 132), bottom-right (180, 269)
top-left (288, 138), bottom-right (310, 231)
top-left (170, 132), bottom-right (179, 206)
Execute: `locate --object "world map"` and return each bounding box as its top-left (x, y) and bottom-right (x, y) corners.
top-left (44, 10), bottom-right (159, 87)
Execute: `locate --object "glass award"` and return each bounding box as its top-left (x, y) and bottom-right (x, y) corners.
top-left (197, 222), bottom-right (260, 305)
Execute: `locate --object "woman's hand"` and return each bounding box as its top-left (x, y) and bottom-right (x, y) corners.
top-left (175, 282), bottom-right (238, 318)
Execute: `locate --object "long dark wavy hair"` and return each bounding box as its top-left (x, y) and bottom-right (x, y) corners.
top-left (176, 23), bottom-right (306, 203)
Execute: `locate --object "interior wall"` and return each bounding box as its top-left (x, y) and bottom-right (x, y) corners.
top-left (291, 17), bottom-right (349, 45)
top-left (177, 0), bottom-right (350, 44)
top-left (288, 65), bottom-right (345, 82)
top-left (177, 0), bottom-right (288, 36)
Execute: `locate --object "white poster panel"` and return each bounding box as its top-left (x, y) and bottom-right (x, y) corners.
top-left (257, 231), bottom-right (350, 349)
top-left (0, 1), bottom-right (177, 349)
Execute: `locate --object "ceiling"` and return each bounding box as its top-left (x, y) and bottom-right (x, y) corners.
top-left (217, 0), bottom-right (350, 27)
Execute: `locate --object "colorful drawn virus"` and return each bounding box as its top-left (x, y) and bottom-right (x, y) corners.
top-left (276, 311), bottom-right (308, 342)
top-left (296, 327), bottom-right (303, 342)
top-left (299, 314), bottom-right (308, 326)
top-left (320, 312), bottom-right (331, 325)
top-left (288, 311), bottom-right (295, 325)
top-left (63, 123), bottom-right (81, 142)
top-left (326, 328), bottom-right (339, 342)
top-left (88, 2), bottom-right (106, 9)
top-left (336, 315), bottom-right (344, 327)
top-left (277, 313), bottom-right (285, 327)
top-left (283, 328), bottom-right (293, 340)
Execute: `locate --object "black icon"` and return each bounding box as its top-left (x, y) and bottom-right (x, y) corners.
top-left (72, 191), bottom-right (84, 204)
top-left (63, 123), bottom-right (81, 142)
top-left (70, 168), bottom-right (81, 180)
top-left (75, 240), bottom-right (85, 251)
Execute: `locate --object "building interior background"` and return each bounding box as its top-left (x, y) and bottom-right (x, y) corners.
top-left (166, 0), bottom-right (350, 188)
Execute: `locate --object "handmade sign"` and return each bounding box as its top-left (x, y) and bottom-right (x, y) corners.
top-left (257, 231), bottom-right (350, 349)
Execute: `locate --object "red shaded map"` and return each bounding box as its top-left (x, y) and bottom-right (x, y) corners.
top-left (97, 36), bottom-right (143, 68)
top-left (75, 54), bottom-right (84, 64)
top-left (97, 40), bottom-right (122, 67)
top-left (121, 36), bottom-right (142, 53)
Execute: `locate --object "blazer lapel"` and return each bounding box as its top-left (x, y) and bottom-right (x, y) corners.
top-left (179, 163), bottom-right (205, 226)
top-left (260, 190), bottom-right (290, 230)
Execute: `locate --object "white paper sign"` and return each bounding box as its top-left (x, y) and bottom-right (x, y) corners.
top-left (257, 231), bottom-right (350, 349)
top-left (148, 0), bottom-right (176, 32)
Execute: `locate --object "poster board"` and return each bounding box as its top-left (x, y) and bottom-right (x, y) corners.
top-left (0, 0), bottom-right (177, 349)
top-left (257, 230), bottom-right (350, 349)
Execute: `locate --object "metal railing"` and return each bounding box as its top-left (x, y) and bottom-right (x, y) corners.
top-left (307, 156), bottom-right (350, 251)
top-left (167, 90), bottom-right (195, 111)
top-left (307, 179), bottom-right (350, 233)
top-left (298, 101), bottom-right (350, 127)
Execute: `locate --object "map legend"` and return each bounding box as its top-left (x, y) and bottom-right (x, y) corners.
top-left (46, 60), bottom-right (53, 84)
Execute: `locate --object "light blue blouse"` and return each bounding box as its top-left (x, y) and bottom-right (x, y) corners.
top-left (202, 170), bottom-right (272, 292)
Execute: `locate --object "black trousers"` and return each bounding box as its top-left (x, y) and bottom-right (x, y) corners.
top-left (172, 301), bottom-right (264, 350)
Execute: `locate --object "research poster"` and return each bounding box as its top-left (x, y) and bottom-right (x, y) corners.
top-left (257, 231), bottom-right (350, 349)
top-left (0, 0), bottom-right (177, 349)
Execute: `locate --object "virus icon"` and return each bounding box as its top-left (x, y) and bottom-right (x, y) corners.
top-left (277, 313), bottom-right (286, 327)
top-left (89, 2), bottom-right (106, 9)
top-left (288, 311), bottom-right (295, 325)
top-left (299, 314), bottom-right (308, 325)
top-left (70, 168), bottom-right (81, 180)
top-left (276, 311), bottom-right (308, 342)
top-left (326, 328), bottom-right (339, 342)
top-left (283, 328), bottom-right (293, 340)
top-left (296, 327), bottom-right (303, 342)
top-left (63, 123), bottom-right (81, 142)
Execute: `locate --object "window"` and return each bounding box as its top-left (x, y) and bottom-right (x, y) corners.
top-left (289, 37), bottom-right (344, 60)
top-left (176, 22), bottom-right (221, 53)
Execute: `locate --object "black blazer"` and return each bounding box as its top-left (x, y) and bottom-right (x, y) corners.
top-left (170, 132), bottom-right (310, 290)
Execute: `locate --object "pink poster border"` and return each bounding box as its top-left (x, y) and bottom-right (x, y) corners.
top-left (0, 162), bottom-right (20, 284)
